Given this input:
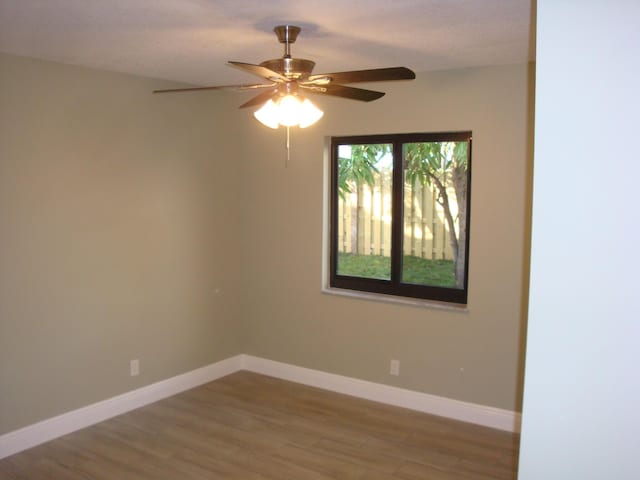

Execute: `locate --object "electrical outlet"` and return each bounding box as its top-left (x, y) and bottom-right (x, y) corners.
top-left (130, 359), bottom-right (140, 376)
top-left (390, 359), bottom-right (400, 376)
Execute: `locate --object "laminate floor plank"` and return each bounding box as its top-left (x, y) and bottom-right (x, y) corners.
top-left (269, 443), bottom-right (365, 480)
top-left (0, 370), bottom-right (520, 479)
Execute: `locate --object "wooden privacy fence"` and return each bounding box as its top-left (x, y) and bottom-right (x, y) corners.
top-left (338, 170), bottom-right (457, 260)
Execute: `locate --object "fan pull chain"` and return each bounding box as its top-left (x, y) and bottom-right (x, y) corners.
top-left (285, 125), bottom-right (291, 168)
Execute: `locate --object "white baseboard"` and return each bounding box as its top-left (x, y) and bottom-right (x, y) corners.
top-left (242, 355), bottom-right (521, 433)
top-left (0, 355), bottom-right (243, 460)
top-left (0, 353), bottom-right (520, 459)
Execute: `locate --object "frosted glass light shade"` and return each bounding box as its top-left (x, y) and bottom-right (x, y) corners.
top-left (253, 95), bottom-right (323, 129)
top-left (253, 99), bottom-right (280, 129)
top-left (298, 98), bottom-right (324, 128)
top-left (277, 95), bottom-right (303, 126)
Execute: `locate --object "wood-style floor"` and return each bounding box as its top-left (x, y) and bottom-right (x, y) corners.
top-left (0, 371), bottom-right (519, 479)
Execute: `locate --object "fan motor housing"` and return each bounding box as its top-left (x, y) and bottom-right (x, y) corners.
top-left (260, 58), bottom-right (315, 79)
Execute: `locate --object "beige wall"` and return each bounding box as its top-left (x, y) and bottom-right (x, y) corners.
top-left (239, 63), bottom-right (533, 412)
top-left (0, 54), bottom-right (532, 434)
top-left (0, 53), bottom-right (243, 434)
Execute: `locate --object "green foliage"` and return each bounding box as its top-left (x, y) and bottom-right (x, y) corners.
top-left (453, 141), bottom-right (468, 169)
top-left (337, 141), bottom-right (468, 200)
top-left (337, 144), bottom-right (390, 200)
top-left (337, 253), bottom-right (455, 287)
top-left (404, 141), bottom-right (468, 187)
top-left (404, 142), bottom-right (442, 186)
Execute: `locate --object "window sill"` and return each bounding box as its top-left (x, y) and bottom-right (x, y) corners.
top-left (321, 286), bottom-right (469, 312)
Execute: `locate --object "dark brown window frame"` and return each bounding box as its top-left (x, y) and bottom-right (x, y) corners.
top-left (329, 131), bottom-right (472, 305)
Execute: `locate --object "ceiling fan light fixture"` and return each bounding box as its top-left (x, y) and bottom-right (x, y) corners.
top-left (253, 99), bottom-right (280, 129)
top-left (154, 25), bottom-right (415, 135)
top-left (298, 98), bottom-right (324, 128)
top-left (253, 94), bottom-right (323, 129)
top-left (277, 94), bottom-right (304, 127)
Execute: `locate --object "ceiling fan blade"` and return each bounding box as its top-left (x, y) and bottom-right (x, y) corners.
top-left (228, 61), bottom-right (288, 83)
top-left (238, 89), bottom-right (278, 109)
top-left (153, 83), bottom-right (276, 94)
top-left (312, 84), bottom-right (385, 102)
top-left (305, 67), bottom-right (415, 85)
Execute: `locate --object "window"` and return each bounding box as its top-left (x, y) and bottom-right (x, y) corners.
top-left (329, 132), bottom-right (472, 304)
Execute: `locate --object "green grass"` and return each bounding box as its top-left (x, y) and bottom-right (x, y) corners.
top-left (337, 253), bottom-right (391, 280)
top-left (337, 253), bottom-right (455, 287)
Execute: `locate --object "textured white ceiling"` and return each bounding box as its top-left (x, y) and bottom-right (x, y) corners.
top-left (0, 0), bottom-right (534, 86)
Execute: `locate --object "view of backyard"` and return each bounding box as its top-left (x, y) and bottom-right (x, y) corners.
top-left (335, 140), bottom-right (469, 289)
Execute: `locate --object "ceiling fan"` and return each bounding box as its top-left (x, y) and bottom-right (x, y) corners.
top-left (153, 25), bottom-right (416, 129)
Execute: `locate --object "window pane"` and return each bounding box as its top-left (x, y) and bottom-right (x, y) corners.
top-left (336, 144), bottom-right (393, 280)
top-left (330, 132), bottom-right (471, 304)
top-left (402, 141), bottom-right (469, 289)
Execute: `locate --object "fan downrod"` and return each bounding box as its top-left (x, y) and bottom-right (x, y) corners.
top-left (274, 25), bottom-right (301, 54)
